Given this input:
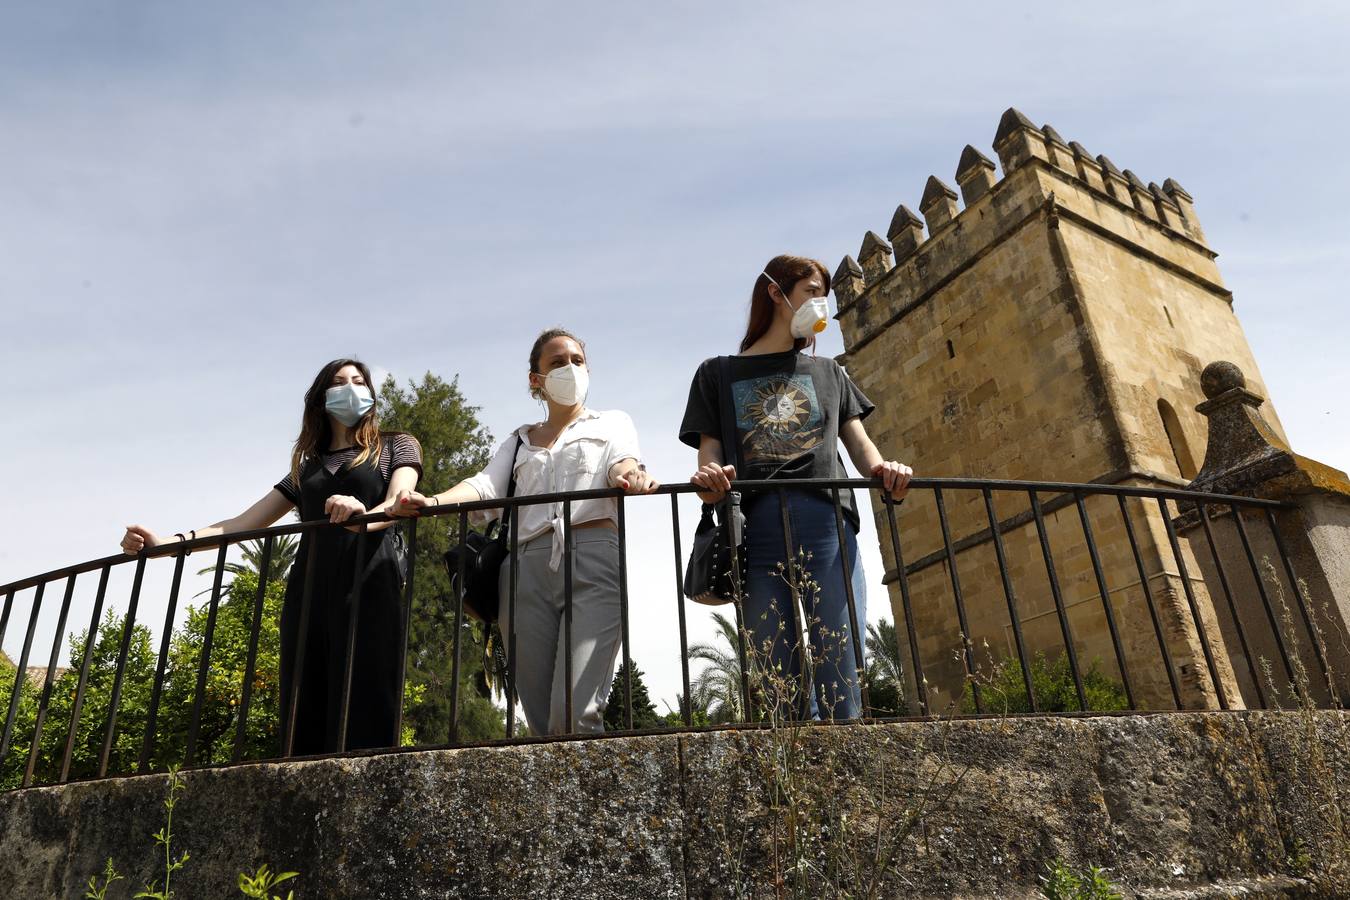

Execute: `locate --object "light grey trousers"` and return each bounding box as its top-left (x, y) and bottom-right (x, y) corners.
top-left (497, 528), bottom-right (623, 736)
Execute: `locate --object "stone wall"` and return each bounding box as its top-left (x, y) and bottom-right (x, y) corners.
top-left (1, 713), bottom-right (1347, 898)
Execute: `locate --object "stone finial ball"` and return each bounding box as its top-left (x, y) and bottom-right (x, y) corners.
top-left (1201, 360), bottom-right (1246, 399)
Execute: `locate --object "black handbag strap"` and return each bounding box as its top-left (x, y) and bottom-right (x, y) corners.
top-left (716, 355), bottom-right (741, 474)
top-left (498, 433), bottom-right (524, 535)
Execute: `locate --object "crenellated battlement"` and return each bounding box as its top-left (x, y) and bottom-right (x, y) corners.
top-left (834, 107), bottom-right (1211, 315)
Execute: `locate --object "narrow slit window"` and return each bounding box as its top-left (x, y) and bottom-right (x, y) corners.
top-left (1157, 398), bottom-right (1198, 479)
top-left (946, 339), bottom-right (955, 359)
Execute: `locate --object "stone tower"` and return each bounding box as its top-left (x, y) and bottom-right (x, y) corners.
top-left (834, 108), bottom-right (1287, 710)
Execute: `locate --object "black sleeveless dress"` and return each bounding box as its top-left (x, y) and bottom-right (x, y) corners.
top-left (279, 446), bottom-right (406, 754)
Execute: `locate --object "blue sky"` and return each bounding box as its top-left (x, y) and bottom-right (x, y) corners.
top-left (3, 2), bottom-right (1347, 711)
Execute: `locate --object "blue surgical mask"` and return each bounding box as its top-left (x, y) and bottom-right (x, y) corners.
top-left (325, 383), bottom-right (374, 426)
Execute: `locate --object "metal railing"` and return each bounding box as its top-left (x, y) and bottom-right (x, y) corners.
top-left (0, 477), bottom-right (1337, 792)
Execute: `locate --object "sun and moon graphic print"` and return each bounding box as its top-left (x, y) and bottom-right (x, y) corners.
top-left (731, 373), bottom-right (826, 467)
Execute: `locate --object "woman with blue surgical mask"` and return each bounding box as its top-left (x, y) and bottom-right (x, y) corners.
top-left (393, 328), bottom-right (658, 736)
top-left (120, 358), bottom-right (423, 754)
top-left (680, 254), bottom-right (913, 722)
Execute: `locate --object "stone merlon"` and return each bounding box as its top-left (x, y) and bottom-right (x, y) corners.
top-left (919, 175), bottom-right (960, 233)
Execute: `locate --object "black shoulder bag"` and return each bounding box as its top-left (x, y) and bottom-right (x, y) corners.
top-left (683, 356), bottom-right (746, 606)
top-left (443, 433), bottom-right (523, 624)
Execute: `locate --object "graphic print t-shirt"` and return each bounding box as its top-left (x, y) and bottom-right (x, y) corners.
top-left (679, 351), bottom-right (875, 528)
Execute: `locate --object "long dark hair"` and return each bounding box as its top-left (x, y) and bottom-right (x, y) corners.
top-left (739, 254), bottom-right (831, 352)
top-left (290, 358), bottom-right (382, 486)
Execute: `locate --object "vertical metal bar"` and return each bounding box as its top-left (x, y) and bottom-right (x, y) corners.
top-left (1264, 507), bottom-right (1333, 694)
top-left (282, 538), bottom-right (319, 757)
top-left (1117, 496), bottom-right (1182, 710)
top-left (100, 556), bottom-right (146, 777)
top-left (1029, 491), bottom-right (1087, 711)
top-left (829, 488), bottom-right (869, 718)
top-left (882, 495), bottom-right (926, 716)
top-left (233, 535), bottom-right (275, 762)
top-left (24, 575), bottom-right (76, 787)
top-left (1, 582), bottom-right (45, 766)
top-left (1230, 503), bottom-right (1297, 697)
top-left (1196, 503), bottom-right (1267, 708)
top-left (392, 521), bottom-right (417, 747)
top-left (616, 495), bottom-right (633, 730)
top-left (1074, 492), bottom-right (1136, 709)
top-left (563, 499), bottom-right (575, 733)
top-left (506, 508), bottom-right (519, 737)
top-left (934, 487), bottom-right (981, 713)
top-left (62, 565), bottom-right (110, 782)
top-left (449, 510), bottom-right (468, 745)
top-left (185, 542), bottom-right (229, 766)
top-left (776, 488), bottom-right (811, 718)
top-left (1158, 496), bottom-right (1228, 710)
top-left (670, 494), bottom-right (692, 727)
top-left (982, 488), bottom-right (1036, 712)
top-left (140, 550), bottom-right (187, 773)
top-left (336, 534), bottom-right (375, 752)
top-left (0, 591), bottom-right (13, 666)
top-left (728, 494), bottom-right (752, 724)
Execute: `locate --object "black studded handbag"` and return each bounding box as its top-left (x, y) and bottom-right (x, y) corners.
top-left (683, 356), bottom-right (746, 606)
top-left (443, 434), bottom-right (523, 623)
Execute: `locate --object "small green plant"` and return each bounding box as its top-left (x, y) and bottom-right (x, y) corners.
top-left (238, 864), bottom-right (299, 900)
top-left (85, 767), bottom-right (302, 898)
top-left (134, 767), bottom-right (189, 899)
top-left (84, 858), bottom-right (124, 899)
top-left (961, 651), bottom-right (1129, 714)
top-left (1039, 860), bottom-right (1124, 899)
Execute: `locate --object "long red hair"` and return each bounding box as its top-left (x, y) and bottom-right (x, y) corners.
top-left (738, 254), bottom-right (832, 352)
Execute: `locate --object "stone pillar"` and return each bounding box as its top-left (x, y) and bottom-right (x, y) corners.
top-left (1181, 360), bottom-right (1350, 705)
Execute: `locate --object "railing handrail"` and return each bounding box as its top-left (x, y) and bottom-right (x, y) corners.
top-left (0, 476), bottom-right (1287, 595)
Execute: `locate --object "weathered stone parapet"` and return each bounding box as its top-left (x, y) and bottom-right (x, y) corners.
top-left (1181, 361), bottom-right (1350, 704)
top-left (834, 107), bottom-right (1219, 358)
top-left (1, 713), bottom-right (1346, 898)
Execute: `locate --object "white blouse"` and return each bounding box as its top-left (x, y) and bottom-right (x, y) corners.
top-left (463, 408), bottom-right (642, 570)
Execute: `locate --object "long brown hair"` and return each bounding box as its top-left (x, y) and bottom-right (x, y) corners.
top-left (738, 254), bottom-right (831, 352)
top-left (289, 358), bottom-right (383, 486)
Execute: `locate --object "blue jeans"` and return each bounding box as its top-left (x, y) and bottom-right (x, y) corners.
top-left (740, 490), bottom-right (868, 720)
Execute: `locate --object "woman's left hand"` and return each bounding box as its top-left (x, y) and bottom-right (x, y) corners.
top-left (613, 467), bottom-right (660, 495)
top-left (325, 494), bottom-right (367, 525)
top-left (872, 460), bottom-right (913, 501)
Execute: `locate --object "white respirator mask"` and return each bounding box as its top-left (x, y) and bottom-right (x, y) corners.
top-left (764, 271), bottom-right (830, 338)
top-left (538, 363), bottom-right (589, 406)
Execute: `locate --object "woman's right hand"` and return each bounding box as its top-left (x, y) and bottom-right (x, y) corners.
top-left (391, 489), bottom-right (431, 517)
top-left (691, 463), bottom-right (736, 505)
top-left (121, 525), bottom-right (161, 556)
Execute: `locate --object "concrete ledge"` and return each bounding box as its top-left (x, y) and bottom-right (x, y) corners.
top-left (1, 712), bottom-right (1346, 898)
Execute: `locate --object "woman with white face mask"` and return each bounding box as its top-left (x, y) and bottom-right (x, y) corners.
top-left (680, 255), bottom-right (913, 722)
top-left (393, 328), bottom-right (658, 736)
top-left (119, 358), bottom-right (423, 753)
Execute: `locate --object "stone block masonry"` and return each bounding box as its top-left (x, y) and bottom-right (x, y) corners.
top-left (834, 108), bottom-right (1287, 710)
top-left (1, 713), bottom-right (1347, 897)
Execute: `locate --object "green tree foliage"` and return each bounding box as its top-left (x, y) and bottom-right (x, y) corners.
top-left (196, 536), bottom-right (298, 599)
top-left (152, 570), bottom-right (286, 766)
top-left (603, 659), bottom-right (662, 731)
top-left (687, 612), bottom-right (747, 724)
top-left (962, 651), bottom-right (1129, 714)
top-left (377, 371), bottom-right (500, 744)
top-left (1, 610), bottom-right (158, 790)
top-left (863, 617), bottom-right (907, 716)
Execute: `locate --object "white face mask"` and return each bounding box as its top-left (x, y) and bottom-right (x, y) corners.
top-left (538, 363), bottom-right (589, 406)
top-left (764, 271), bottom-right (830, 339)
top-left (325, 383), bottom-right (374, 427)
